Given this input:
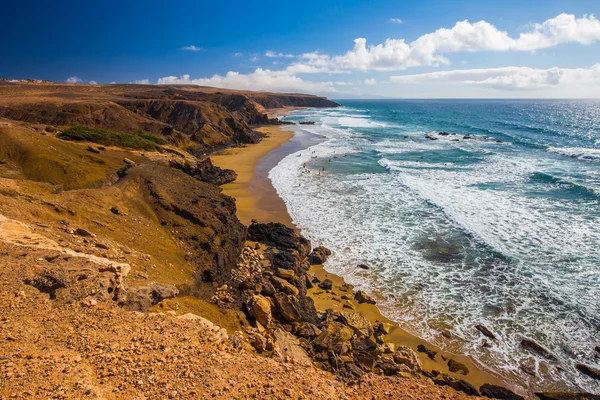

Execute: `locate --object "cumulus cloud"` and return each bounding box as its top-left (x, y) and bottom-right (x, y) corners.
top-left (285, 13), bottom-right (600, 73)
top-left (265, 50), bottom-right (294, 58)
top-left (180, 45), bottom-right (203, 51)
top-left (65, 76), bottom-right (84, 83)
top-left (89, 80), bottom-right (98, 85)
top-left (156, 69), bottom-right (337, 93)
top-left (389, 18), bottom-right (403, 24)
top-left (390, 64), bottom-right (600, 90)
top-left (364, 78), bottom-right (377, 85)
top-left (135, 79), bottom-right (150, 84)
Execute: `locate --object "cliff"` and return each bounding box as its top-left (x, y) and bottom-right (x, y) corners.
top-left (0, 82), bottom-right (339, 154)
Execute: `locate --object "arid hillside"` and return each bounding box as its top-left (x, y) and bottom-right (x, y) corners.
top-left (0, 82), bottom-right (338, 154)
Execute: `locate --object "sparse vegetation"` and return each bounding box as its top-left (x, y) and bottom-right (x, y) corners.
top-left (57, 126), bottom-right (164, 151)
top-left (45, 125), bottom-right (57, 133)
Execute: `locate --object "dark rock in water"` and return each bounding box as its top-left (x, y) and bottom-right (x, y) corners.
top-left (519, 363), bottom-right (536, 377)
top-left (309, 246), bottom-right (332, 264)
top-left (425, 134), bottom-right (438, 140)
top-left (298, 121), bottom-right (316, 125)
top-left (535, 393), bottom-right (600, 400)
top-left (475, 324), bottom-right (496, 339)
top-left (463, 135), bottom-right (475, 140)
top-left (480, 384), bottom-right (524, 400)
top-left (357, 263), bottom-right (370, 270)
top-left (441, 330), bottom-right (452, 338)
top-left (438, 132), bottom-right (450, 136)
top-left (417, 344), bottom-right (437, 361)
top-left (576, 363), bottom-right (600, 380)
top-left (318, 278), bottom-right (333, 291)
top-left (496, 140), bottom-right (503, 143)
top-left (595, 346), bottom-right (600, 354)
top-left (354, 290), bottom-right (376, 304)
top-left (447, 359), bottom-right (469, 375)
top-left (520, 339), bottom-right (557, 361)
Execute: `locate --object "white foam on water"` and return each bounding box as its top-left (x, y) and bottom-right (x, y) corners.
top-left (548, 147), bottom-right (600, 162)
top-left (270, 107), bottom-right (600, 393)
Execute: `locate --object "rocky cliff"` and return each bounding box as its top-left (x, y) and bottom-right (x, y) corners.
top-left (0, 82), bottom-right (339, 154)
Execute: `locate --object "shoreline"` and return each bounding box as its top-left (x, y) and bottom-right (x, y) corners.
top-left (212, 121), bottom-right (518, 396)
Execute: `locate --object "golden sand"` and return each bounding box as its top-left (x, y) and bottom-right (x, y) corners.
top-left (211, 126), bottom-right (294, 227)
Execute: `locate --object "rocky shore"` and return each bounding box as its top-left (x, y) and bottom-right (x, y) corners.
top-left (0, 82), bottom-right (593, 399)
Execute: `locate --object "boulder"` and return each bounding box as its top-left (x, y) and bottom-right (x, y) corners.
top-left (382, 343), bottom-right (395, 354)
top-left (355, 290), bottom-right (376, 304)
top-left (434, 375), bottom-right (480, 396)
top-left (295, 322), bottom-right (322, 339)
top-left (318, 279), bottom-right (333, 291)
top-left (417, 343), bottom-right (437, 361)
top-left (475, 324), bottom-right (496, 339)
top-left (339, 311), bottom-right (374, 338)
top-left (273, 292), bottom-right (302, 323)
top-left (352, 337), bottom-right (380, 370)
top-left (520, 339), bottom-right (557, 361)
top-left (376, 356), bottom-right (401, 376)
top-left (250, 295), bottom-right (272, 326)
top-left (273, 328), bottom-right (312, 366)
top-left (313, 321), bottom-right (354, 350)
top-left (393, 345), bottom-right (422, 373)
top-left (479, 384), bottom-right (524, 400)
top-left (576, 363), bottom-right (600, 380)
top-left (377, 322), bottom-right (391, 334)
top-left (309, 246), bottom-right (332, 264)
top-left (276, 268), bottom-right (295, 279)
top-left (122, 282), bottom-right (179, 311)
top-left (270, 276), bottom-right (299, 296)
top-left (447, 359), bottom-right (469, 375)
top-left (358, 264), bottom-right (370, 270)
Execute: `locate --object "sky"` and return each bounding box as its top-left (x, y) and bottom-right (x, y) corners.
top-left (2, 0), bottom-right (600, 98)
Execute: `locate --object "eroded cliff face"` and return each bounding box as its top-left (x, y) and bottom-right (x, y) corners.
top-left (0, 82), bottom-right (339, 153)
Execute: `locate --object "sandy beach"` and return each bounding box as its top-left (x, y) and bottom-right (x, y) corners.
top-left (212, 123), bottom-right (514, 395)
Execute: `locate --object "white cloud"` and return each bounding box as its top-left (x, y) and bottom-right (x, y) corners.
top-left (285, 13), bottom-right (600, 73)
top-left (65, 76), bottom-right (84, 84)
top-left (389, 18), bottom-right (403, 24)
top-left (390, 64), bottom-right (600, 90)
top-left (265, 50), bottom-right (294, 58)
top-left (364, 78), bottom-right (377, 85)
top-left (233, 52), bottom-right (244, 57)
top-left (156, 70), bottom-right (337, 93)
top-left (180, 45), bottom-right (203, 51)
top-left (135, 79), bottom-right (150, 84)
top-left (89, 80), bottom-right (98, 85)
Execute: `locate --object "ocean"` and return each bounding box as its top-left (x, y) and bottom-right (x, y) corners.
top-left (269, 99), bottom-right (600, 393)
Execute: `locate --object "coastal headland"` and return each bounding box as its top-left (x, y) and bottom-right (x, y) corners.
top-left (0, 81), bottom-right (574, 399)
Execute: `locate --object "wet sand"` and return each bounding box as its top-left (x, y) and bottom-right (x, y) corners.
top-left (211, 123), bottom-right (517, 396)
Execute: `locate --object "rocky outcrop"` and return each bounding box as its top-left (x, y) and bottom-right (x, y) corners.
top-left (309, 246), bottom-right (332, 264)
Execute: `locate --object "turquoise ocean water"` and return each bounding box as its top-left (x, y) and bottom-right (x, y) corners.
top-left (270, 100), bottom-right (600, 393)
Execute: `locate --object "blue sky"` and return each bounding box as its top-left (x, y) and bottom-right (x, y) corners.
top-left (2, 0), bottom-right (600, 98)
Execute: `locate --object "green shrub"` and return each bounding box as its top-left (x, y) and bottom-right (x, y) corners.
top-left (45, 125), bottom-right (57, 133)
top-left (57, 126), bottom-right (164, 151)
